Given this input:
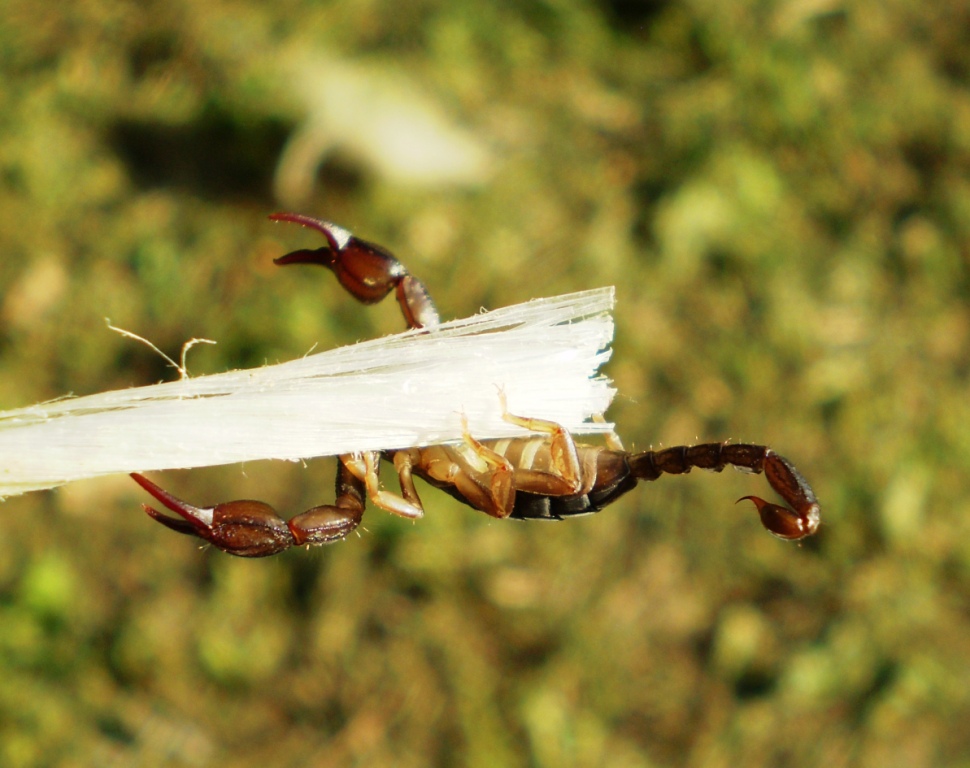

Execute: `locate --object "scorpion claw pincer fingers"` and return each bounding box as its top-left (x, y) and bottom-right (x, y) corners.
top-left (130, 473), bottom-right (296, 557)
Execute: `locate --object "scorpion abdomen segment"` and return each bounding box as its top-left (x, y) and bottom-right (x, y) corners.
top-left (509, 473), bottom-right (639, 520)
top-left (629, 442), bottom-right (774, 480)
top-left (501, 447), bottom-right (634, 520)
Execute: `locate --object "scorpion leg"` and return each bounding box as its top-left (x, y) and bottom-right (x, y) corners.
top-left (448, 407), bottom-right (592, 518)
top-left (393, 443), bottom-right (517, 518)
top-left (344, 451), bottom-right (425, 520)
top-left (269, 212), bottom-right (440, 329)
top-left (391, 449), bottom-right (428, 511)
top-left (593, 413), bottom-right (625, 452)
top-left (453, 415), bottom-right (517, 518)
top-left (628, 444), bottom-right (820, 540)
top-left (497, 393), bottom-right (585, 495)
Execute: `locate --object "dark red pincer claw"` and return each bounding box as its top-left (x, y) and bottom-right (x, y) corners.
top-left (130, 473), bottom-right (296, 558)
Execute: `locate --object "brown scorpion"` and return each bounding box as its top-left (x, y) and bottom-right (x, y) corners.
top-left (131, 212), bottom-right (820, 557)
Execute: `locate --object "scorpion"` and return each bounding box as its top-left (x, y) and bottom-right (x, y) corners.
top-left (131, 212), bottom-right (820, 557)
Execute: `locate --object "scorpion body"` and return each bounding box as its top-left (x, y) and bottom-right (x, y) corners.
top-left (131, 213), bottom-right (820, 557)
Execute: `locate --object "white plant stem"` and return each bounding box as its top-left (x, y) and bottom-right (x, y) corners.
top-left (0, 288), bottom-right (616, 498)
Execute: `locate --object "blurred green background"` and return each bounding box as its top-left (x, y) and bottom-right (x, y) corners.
top-left (2, 1), bottom-right (970, 765)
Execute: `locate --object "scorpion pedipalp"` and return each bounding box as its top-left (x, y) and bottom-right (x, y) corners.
top-left (269, 212), bottom-right (440, 328)
top-left (131, 458), bottom-right (368, 557)
top-left (131, 472), bottom-right (296, 557)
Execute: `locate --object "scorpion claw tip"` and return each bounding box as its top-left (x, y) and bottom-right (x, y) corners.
top-left (141, 503), bottom-right (203, 537)
top-left (268, 212), bottom-right (348, 253)
top-left (131, 473), bottom-right (215, 532)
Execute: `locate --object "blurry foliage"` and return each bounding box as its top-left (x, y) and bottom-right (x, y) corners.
top-left (2, 0), bottom-right (970, 766)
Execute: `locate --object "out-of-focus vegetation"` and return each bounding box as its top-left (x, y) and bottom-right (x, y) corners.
top-left (2, 1), bottom-right (970, 765)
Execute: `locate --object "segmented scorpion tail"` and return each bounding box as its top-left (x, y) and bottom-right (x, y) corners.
top-left (628, 443), bottom-right (820, 540)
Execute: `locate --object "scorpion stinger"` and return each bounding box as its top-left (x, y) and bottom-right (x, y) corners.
top-left (132, 213), bottom-right (821, 557)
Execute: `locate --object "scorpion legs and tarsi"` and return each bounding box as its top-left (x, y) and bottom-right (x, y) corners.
top-left (130, 212), bottom-right (821, 557)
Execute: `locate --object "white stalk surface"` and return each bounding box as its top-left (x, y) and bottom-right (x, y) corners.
top-left (0, 288), bottom-right (615, 498)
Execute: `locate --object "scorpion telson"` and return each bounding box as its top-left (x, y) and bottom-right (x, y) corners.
top-left (130, 213), bottom-right (821, 557)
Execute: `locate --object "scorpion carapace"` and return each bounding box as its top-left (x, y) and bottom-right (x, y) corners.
top-left (130, 213), bottom-right (821, 557)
